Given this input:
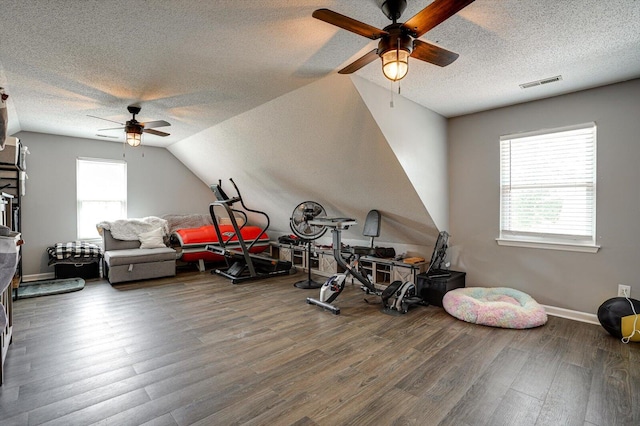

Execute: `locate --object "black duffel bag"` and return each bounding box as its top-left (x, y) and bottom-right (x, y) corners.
top-left (373, 246), bottom-right (396, 258)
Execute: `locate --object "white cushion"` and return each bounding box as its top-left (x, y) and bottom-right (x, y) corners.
top-left (138, 227), bottom-right (166, 249)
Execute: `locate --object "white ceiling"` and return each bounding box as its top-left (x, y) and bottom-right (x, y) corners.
top-left (1, 0), bottom-right (639, 148)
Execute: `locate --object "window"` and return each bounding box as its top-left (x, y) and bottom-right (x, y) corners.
top-left (77, 158), bottom-right (127, 240)
top-left (497, 122), bottom-right (598, 252)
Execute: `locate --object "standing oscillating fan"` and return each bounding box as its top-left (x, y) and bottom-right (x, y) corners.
top-left (290, 201), bottom-right (328, 289)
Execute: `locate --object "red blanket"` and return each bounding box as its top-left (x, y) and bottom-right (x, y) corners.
top-left (173, 225), bottom-right (269, 262)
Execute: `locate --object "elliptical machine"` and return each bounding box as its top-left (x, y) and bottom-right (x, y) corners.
top-left (207, 179), bottom-right (292, 284)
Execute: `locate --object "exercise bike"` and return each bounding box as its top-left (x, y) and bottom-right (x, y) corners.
top-left (305, 212), bottom-right (423, 315)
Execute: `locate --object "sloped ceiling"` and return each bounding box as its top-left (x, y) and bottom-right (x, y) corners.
top-left (351, 76), bottom-right (449, 232)
top-left (1, 1), bottom-right (639, 148)
top-left (169, 73), bottom-right (445, 252)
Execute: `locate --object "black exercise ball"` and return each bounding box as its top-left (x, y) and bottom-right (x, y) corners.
top-left (597, 297), bottom-right (640, 339)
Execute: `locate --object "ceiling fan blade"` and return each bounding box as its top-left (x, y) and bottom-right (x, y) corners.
top-left (88, 115), bottom-right (123, 125)
top-left (411, 39), bottom-right (459, 67)
top-left (141, 120), bottom-right (170, 129)
top-left (143, 128), bottom-right (170, 137)
top-left (313, 9), bottom-right (388, 40)
top-left (338, 49), bottom-right (379, 74)
top-left (404, 0), bottom-right (476, 38)
top-left (98, 126), bottom-right (125, 131)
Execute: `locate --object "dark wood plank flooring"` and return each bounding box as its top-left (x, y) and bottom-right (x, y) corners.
top-left (0, 270), bottom-right (638, 425)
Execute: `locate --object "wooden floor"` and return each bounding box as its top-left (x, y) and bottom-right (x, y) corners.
top-left (0, 270), bottom-right (638, 426)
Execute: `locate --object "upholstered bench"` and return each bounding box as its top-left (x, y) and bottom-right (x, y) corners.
top-left (47, 241), bottom-right (102, 279)
top-left (102, 229), bottom-right (176, 284)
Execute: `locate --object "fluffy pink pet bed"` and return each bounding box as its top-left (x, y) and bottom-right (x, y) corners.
top-left (442, 287), bottom-right (547, 329)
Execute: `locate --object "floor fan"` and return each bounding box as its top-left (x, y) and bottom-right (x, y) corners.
top-left (290, 201), bottom-right (328, 289)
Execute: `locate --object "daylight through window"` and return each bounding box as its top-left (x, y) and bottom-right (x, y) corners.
top-left (77, 158), bottom-right (127, 240)
top-left (498, 122), bottom-right (598, 252)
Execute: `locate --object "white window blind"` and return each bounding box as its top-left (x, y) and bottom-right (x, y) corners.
top-left (77, 158), bottom-right (127, 240)
top-left (499, 123), bottom-right (597, 251)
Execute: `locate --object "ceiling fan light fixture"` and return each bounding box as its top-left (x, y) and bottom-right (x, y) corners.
top-left (313, 0), bottom-right (475, 81)
top-left (381, 47), bottom-right (409, 81)
top-left (379, 29), bottom-right (412, 82)
top-left (126, 133), bottom-right (142, 147)
top-left (125, 123), bottom-right (143, 147)
top-left (91, 105), bottom-right (170, 145)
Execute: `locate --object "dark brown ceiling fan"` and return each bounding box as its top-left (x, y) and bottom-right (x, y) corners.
top-left (313, 0), bottom-right (475, 81)
top-left (89, 105), bottom-right (171, 146)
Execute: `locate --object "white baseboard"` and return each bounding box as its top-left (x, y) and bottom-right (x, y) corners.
top-left (542, 304), bottom-right (599, 325)
top-left (23, 273), bottom-right (55, 282)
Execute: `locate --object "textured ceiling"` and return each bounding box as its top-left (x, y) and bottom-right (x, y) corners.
top-left (1, 0), bottom-right (639, 148)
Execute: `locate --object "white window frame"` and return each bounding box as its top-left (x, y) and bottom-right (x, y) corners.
top-left (496, 122), bottom-right (599, 253)
top-left (76, 157), bottom-right (127, 240)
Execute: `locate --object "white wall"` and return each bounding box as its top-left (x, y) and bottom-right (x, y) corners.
top-left (169, 74), bottom-right (447, 255)
top-left (448, 79), bottom-right (640, 314)
top-left (18, 132), bottom-right (215, 276)
top-left (351, 76), bottom-right (449, 232)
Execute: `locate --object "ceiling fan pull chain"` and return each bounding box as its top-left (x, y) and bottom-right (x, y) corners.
top-left (389, 80), bottom-right (402, 108)
top-left (390, 80), bottom-right (395, 108)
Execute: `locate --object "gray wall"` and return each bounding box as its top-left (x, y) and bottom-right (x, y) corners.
top-left (17, 132), bottom-right (215, 277)
top-left (448, 79), bottom-right (640, 314)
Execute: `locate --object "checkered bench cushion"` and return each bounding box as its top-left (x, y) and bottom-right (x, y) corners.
top-left (47, 241), bottom-right (102, 265)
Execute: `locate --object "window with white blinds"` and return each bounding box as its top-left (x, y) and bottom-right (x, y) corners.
top-left (498, 122), bottom-right (598, 252)
top-left (77, 158), bottom-right (127, 240)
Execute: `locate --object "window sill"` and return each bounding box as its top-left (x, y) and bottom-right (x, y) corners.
top-left (496, 238), bottom-right (600, 253)
top-left (79, 237), bottom-right (103, 246)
